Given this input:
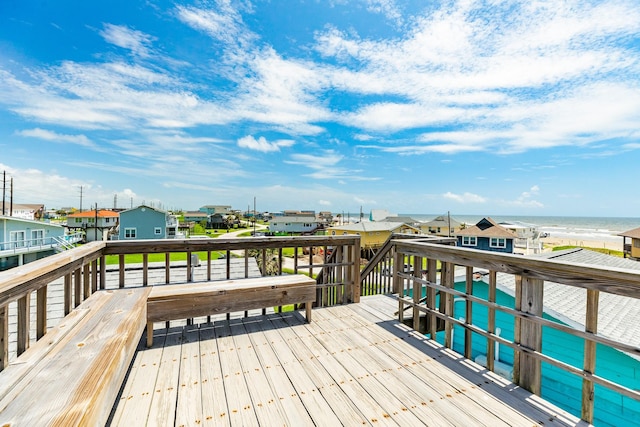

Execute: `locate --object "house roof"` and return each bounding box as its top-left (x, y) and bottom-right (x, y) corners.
top-left (67, 210), bottom-right (119, 218)
top-left (486, 248), bottom-right (640, 355)
top-left (272, 216), bottom-right (318, 223)
top-left (455, 217), bottom-right (517, 239)
top-left (11, 203), bottom-right (44, 211)
top-left (120, 205), bottom-right (167, 214)
top-left (619, 226), bottom-right (640, 239)
top-left (380, 216), bottom-right (420, 224)
top-left (330, 221), bottom-right (419, 233)
top-left (422, 215), bottom-right (462, 228)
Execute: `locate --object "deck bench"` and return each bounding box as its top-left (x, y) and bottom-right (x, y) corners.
top-left (0, 287), bottom-right (150, 426)
top-left (146, 274), bottom-right (317, 347)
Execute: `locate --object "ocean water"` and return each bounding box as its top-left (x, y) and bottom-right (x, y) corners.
top-left (405, 214), bottom-right (640, 244)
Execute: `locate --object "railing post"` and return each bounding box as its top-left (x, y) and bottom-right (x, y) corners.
top-left (517, 275), bottom-right (543, 395)
top-left (17, 292), bottom-right (30, 356)
top-left (118, 255), bottom-right (125, 288)
top-left (442, 262), bottom-right (455, 349)
top-left (464, 266), bottom-right (474, 360)
top-left (426, 258), bottom-right (437, 339)
top-left (395, 249), bottom-right (404, 323)
top-left (486, 270), bottom-right (497, 372)
top-left (0, 304), bottom-right (8, 371)
top-left (99, 255), bottom-right (106, 290)
top-left (83, 263), bottom-right (90, 300)
top-left (74, 268), bottom-right (82, 307)
top-left (582, 289), bottom-right (599, 423)
top-left (64, 273), bottom-right (72, 315)
top-left (165, 253), bottom-right (171, 284)
top-left (352, 238), bottom-right (361, 303)
top-left (91, 259), bottom-right (98, 293)
top-left (37, 285), bottom-right (47, 339)
top-left (413, 256), bottom-right (423, 332)
top-left (143, 253), bottom-right (149, 286)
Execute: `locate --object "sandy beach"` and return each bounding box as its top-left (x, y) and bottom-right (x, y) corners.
top-left (540, 237), bottom-right (623, 252)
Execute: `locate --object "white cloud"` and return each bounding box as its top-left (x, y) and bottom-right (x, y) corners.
top-left (443, 191), bottom-right (487, 204)
top-left (319, 200), bottom-right (332, 206)
top-left (99, 24), bottom-right (155, 57)
top-left (16, 128), bottom-right (96, 148)
top-left (237, 135), bottom-right (295, 152)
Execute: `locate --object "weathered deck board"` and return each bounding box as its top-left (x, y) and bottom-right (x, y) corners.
top-left (109, 295), bottom-right (587, 427)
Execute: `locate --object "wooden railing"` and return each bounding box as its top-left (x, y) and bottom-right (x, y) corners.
top-left (0, 235), bottom-right (360, 370)
top-left (391, 239), bottom-right (640, 424)
top-left (360, 233), bottom-right (455, 296)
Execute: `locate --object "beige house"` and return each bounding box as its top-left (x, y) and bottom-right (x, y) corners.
top-left (420, 215), bottom-right (463, 236)
top-left (619, 226), bottom-right (640, 260)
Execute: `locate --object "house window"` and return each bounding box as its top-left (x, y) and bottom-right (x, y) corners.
top-left (88, 218), bottom-right (95, 223)
top-left (124, 228), bottom-right (137, 239)
top-left (490, 238), bottom-right (507, 248)
top-left (154, 227), bottom-right (162, 235)
top-left (10, 231), bottom-right (26, 248)
top-left (634, 240), bottom-right (640, 248)
top-left (462, 236), bottom-right (477, 246)
top-left (105, 218), bottom-right (110, 223)
top-left (75, 218), bottom-right (82, 223)
top-left (31, 229), bottom-right (44, 245)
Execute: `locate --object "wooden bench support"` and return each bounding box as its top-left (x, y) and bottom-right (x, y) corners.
top-left (0, 287), bottom-right (150, 426)
top-left (146, 274), bottom-right (317, 347)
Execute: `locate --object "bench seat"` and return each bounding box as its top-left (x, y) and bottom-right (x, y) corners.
top-left (147, 274), bottom-right (316, 346)
top-left (0, 287), bottom-right (150, 426)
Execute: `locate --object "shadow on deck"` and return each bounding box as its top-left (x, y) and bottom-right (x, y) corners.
top-left (109, 295), bottom-right (586, 426)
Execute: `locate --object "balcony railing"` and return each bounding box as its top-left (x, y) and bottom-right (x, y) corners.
top-left (0, 235), bottom-right (360, 368)
top-left (2, 234), bottom-right (640, 424)
top-left (389, 239), bottom-right (640, 424)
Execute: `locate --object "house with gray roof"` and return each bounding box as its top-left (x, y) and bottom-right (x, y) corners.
top-left (455, 217), bottom-right (517, 253)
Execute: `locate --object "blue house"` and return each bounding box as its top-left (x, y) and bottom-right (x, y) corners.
top-left (436, 248), bottom-right (640, 426)
top-left (455, 217), bottom-right (516, 253)
top-left (0, 216), bottom-right (74, 270)
top-left (117, 206), bottom-right (179, 240)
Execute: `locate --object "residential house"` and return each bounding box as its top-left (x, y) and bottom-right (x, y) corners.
top-left (117, 205), bottom-right (179, 240)
top-left (66, 209), bottom-right (119, 242)
top-left (269, 214), bottom-right (320, 234)
top-left (380, 216), bottom-right (421, 227)
top-left (182, 211), bottom-right (209, 223)
top-left (328, 221), bottom-right (421, 250)
top-left (420, 214), bottom-right (463, 237)
top-left (499, 220), bottom-right (543, 254)
top-left (462, 249), bottom-right (640, 425)
top-left (199, 205), bottom-right (232, 216)
top-left (455, 217), bottom-right (516, 253)
top-left (619, 226), bottom-right (640, 260)
top-left (3, 203), bottom-right (45, 220)
top-left (208, 213), bottom-right (233, 230)
top-left (0, 215), bottom-right (77, 270)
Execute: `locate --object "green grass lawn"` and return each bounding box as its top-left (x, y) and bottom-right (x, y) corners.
top-left (104, 251), bottom-right (225, 265)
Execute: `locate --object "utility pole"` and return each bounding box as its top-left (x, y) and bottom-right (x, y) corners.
top-left (94, 203), bottom-right (98, 241)
top-left (253, 196), bottom-right (256, 236)
top-left (79, 185), bottom-right (83, 212)
top-left (2, 170), bottom-right (5, 216)
top-left (9, 177), bottom-right (13, 217)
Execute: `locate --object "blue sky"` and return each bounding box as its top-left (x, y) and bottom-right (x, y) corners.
top-left (1, 0), bottom-right (639, 216)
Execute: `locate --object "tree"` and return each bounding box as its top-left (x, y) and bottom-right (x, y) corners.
top-left (248, 248), bottom-right (279, 276)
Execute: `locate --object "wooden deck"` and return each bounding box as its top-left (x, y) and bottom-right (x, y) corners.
top-left (109, 295), bottom-right (586, 426)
